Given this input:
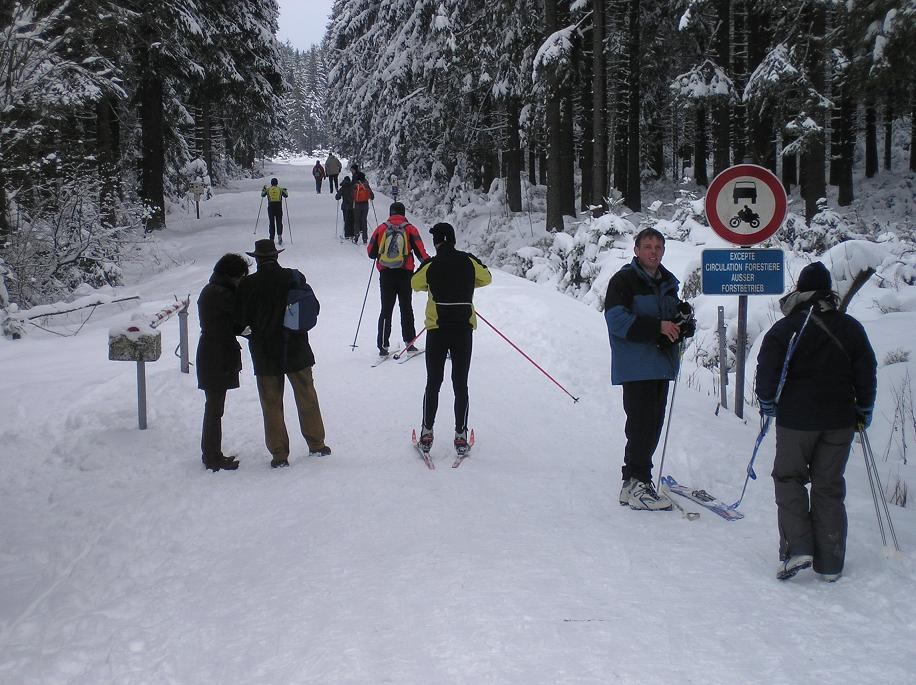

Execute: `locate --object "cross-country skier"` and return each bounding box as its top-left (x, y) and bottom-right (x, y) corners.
top-left (411, 222), bottom-right (491, 455)
top-left (261, 178), bottom-right (288, 245)
top-left (366, 201), bottom-right (429, 356)
top-left (756, 261), bottom-right (876, 582)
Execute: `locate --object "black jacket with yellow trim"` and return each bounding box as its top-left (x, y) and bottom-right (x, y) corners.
top-left (411, 244), bottom-right (491, 329)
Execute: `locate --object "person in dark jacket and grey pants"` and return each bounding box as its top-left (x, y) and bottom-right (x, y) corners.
top-left (756, 261), bottom-right (877, 582)
top-left (235, 239), bottom-right (331, 468)
top-left (196, 253), bottom-right (250, 472)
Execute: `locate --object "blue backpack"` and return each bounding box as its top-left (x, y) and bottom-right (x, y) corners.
top-left (284, 270), bottom-right (319, 332)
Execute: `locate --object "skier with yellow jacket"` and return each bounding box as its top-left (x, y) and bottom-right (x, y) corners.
top-left (411, 222), bottom-right (491, 455)
top-left (261, 178), bottom-right (289, 244)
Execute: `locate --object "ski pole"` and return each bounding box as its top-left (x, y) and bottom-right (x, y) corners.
top-left (370, 198), bottom-right (379, 227)
top-left (283, 196), bottom-right (293, 244)
top-left (393, 328), bottom-right (426, 359)
top-left (730, 306), bottom-right (814, 510)
top-left (655, 346), bottom-right (683, 491)
top-left (253, 196), bottom-right (263, 234)
top-left (860, 428), bottom-right (901, 552)
top-left (476, 310), bottom-right (579, 403)
top-left (334, 198), bottom-right (340, 239)
top-left (350, 260), bottom-right (377, 350)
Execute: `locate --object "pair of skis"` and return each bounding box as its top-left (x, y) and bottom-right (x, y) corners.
top-left (660, 475), bottom-right (744, 521)
top-left (411, 428), bottom-right (475, 470)
top-left (370, 347), bottom-right (425, 368)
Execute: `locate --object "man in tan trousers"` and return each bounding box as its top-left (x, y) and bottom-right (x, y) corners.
top-left (235, 239), bottom-right (330, 468)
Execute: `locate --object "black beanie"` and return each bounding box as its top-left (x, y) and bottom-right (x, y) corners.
top-left (430, 222), bottom-right (456, 245)
top-left (390, 201), bottom-right (406, 216)
top-left (797, 261), bottom-right (831, 292)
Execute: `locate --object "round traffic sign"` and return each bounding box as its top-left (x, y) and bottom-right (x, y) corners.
top-left (704, 164), bottom-right (787, 246)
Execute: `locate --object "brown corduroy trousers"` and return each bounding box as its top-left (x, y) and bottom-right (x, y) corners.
top-left (255, 367), bottom-right (326, 459)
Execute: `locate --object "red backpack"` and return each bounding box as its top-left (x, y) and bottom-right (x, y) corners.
top-left (353, 180), bottom-right (371, 203)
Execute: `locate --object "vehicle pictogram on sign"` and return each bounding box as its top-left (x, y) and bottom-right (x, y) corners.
top-left (705, 164), bottom-right (787, 246)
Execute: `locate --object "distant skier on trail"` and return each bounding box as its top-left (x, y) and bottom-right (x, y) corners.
top-left (335, 175), bottom-right (355, 241)
top-left (350, 164), bottom-right (374, 244)
top-left (261, 177), bottom-right (288, 245)
top-left (196, 253), bottom-right (249, 472)
top-left (367, 201), bottom-right (429, 357)
top-left (604, 227), bottom-right (694, 512)
top-left (755, 261), bottom-right (876, 582)
top-left (312, 160), bottom-right (326, 194)
top-left (411, 222), bottom-right (491, 457)
top-left (235, 239), bottom-right (331, 468)
top-left (325, 153), bottom-right (342, 193)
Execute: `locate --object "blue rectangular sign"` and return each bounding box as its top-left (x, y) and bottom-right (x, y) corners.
top-left (702, 249), bottom-right (784, 295)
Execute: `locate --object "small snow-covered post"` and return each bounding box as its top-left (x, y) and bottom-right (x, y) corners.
top-left (717, 306), bottom-right (728, 410)
top-left (109, 317), bottom-right (162, 430)
top-left (735, 295), bottom-right (748, 419)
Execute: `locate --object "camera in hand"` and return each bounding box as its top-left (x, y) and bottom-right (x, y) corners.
top-left (657, 302), bottom-right (696, 349)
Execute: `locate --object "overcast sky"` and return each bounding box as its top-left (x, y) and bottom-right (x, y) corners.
top-left (276, 0), bottom-right (334, 52)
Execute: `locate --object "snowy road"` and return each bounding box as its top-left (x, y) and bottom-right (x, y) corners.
top-left (1, 162), bottom-right (914, 684)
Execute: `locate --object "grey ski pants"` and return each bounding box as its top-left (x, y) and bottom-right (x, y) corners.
top-left (772, 425), bottom-right (855, 575)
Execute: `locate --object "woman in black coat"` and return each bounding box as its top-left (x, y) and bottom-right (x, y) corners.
top-left (197, 254), bottom-right (250, 471)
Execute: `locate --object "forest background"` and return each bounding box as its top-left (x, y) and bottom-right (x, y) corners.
top-left (1, 0), bottom-right (914, 318)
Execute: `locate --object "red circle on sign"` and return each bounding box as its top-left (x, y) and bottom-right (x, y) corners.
top-left (704, 164), bottom-right (787, 246)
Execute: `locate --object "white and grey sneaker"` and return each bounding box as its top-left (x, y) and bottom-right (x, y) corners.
top-left (619, 478), bottom-right (636, 506)
top-left (776, 554), bottom-right (814, 580)
top-left (628, 480), bottom-right (673, 511)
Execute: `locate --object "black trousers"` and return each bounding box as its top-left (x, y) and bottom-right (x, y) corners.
top-left (201, 388), bottom-right (227, 459)
top-left (621, 379), bottom-right (670, 483)
top-left (342, 207), bottom-right (354, 238)
top-left (772, 425), bottom-right (854, 574)
top-left (377, 268), bottom-right (416, 350)
top-left (315, 177), bottom-right (323, 193)
top-left (267, 203), bottom-right (283, 239)
top-left (353, 202), bottom-right (369, 242)
top-left (422, 327), bottom-right (473, 433)
top-left (328, 174), bottom-right (339, 193)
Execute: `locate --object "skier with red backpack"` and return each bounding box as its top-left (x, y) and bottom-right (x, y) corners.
top-left (351, 168), bottom-right (374, 243)
top-left (367, 201), bottom-right (429, 356)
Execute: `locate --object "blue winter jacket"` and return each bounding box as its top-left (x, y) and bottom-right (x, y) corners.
top-left (604, 258), bottom-right (682, 384)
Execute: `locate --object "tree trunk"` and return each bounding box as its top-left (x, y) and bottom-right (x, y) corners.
top-left (865, 101), bottom-right (878, 178)
top-left (539, 151), bottom-right (547, 185)
top-left (96, 97), bottom-right (120, 227)
top-left (545, 0), bottom-right (564, 231)
top-left (782, 141), bottom-right (797, 194)
top-left (611, 0), bottom-right (628, 195)
top-left (884, 104), bottom-right (892, 171)
top-left (801, 5), bottom-right (826, 222)
top-left (911, 101), bottom-right (916, 173)
top-left (561, 91), bottom-right (577, 217)
top-left (624, 0), bottom-right (640, 211)
top-left (579, 18), bottom-right (594, 214)
top-left (747, 4), bottom-right (774, 170)
top-left (528, 148), bottom-right (537, 186)
top-left (649, 115), bottom-right (665, 179)
top-left (836, 92), bottom-right (855, 206)
top-left (591, 0), bottom-right (608, 216)
top-left (506, 102), bottom-right (522, 212)
top-left (694, 106), bottom-right (708, 187)
top-left (201, 96), bottom-right (214, 181)
top-left (731, 0), bottom-right (748, 163)
top-left (712, 0), bottom-right (731, 175)
top-left (140, 75), bottom-right (166, 231)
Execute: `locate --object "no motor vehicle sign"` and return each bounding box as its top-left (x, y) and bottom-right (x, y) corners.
top-left (704, 164), bottom-right (787, 246)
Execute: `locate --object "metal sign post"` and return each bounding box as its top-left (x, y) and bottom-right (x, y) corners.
top-left (704, 165), bottom-right (787, 418)
top-left (188, 181), bottom-right (206, 219)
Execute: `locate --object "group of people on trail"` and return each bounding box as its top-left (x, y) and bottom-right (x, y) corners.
top-left (312, 153), bottom-right (342, 194)
top-left (604, 227), bottom-right (877, 582)
top-left (204, 171), bottom-right (878, 583)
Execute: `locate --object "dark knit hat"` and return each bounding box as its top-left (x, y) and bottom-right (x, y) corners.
top-left (390, 201), bottom-right (406, 216)
top-left (430, 222), bottom-right (456, 244)
top-left (246, 239), bottom-right (283, 258)
top-left (797, 261), bottom-right (831, 292)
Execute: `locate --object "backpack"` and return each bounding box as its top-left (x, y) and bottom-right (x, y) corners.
top-left (377, 221), bottom-right (410, 269)
top-left (284, 270), bottom-right (319, 331)
top-left (353, 180), bottom-right (371, 203)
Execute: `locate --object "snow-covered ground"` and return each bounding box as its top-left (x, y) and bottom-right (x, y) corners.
top-left (1, 162), bottom-right (914, 684)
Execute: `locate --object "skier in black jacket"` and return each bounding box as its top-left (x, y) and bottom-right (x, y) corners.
top-left (756, 261), bottom-right (876, 582)
top-left (411, 222), bottom-right (491, 455)
top-left (335, 176), bottom-right (355, 240)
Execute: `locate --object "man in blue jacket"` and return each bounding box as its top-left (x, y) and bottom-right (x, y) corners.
top-left (604, 228), bottom-right (689, 511)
